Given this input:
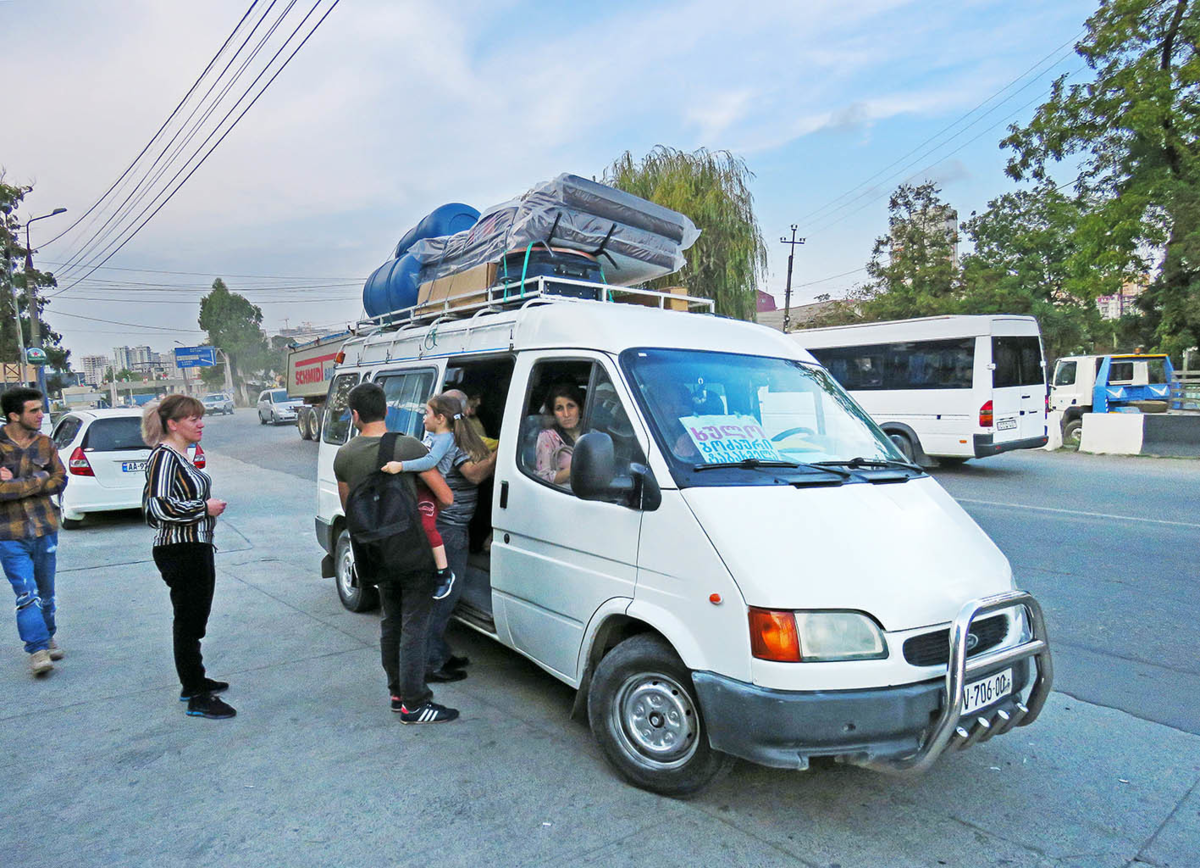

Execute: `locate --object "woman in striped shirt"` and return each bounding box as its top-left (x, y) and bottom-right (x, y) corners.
top-left (141, 395), bottom-right (233, 720)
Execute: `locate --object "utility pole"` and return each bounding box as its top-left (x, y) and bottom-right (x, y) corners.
top-left (23, 208), bottom-right (67, 407)
top-left (4, 240), bottom-right (28, 387)
top-left (779, 225), bottom-right (805, 333)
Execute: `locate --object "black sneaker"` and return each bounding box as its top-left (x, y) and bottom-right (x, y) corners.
top-left (186, 693), bottom-right (236, 719)
top-left (427, 666), bottom-right (467, 683)
top-left (432, 569), bottom-right (456, 601)
top-left (445, 655), bottom-right (470, 670)
top-left (399, 701), bottom-right (459, 724)
top-left (390, 695), bottom-right (403, 713)
top-left (180, 678), bottom-right (230, 701)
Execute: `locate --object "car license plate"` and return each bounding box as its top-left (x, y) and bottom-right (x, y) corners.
top-left (121, 461), bottom-right (146, 472)
top-left (996, 417), bottom-right (1018, 431)
top-left (962, 668), bottom-right (1012, 714)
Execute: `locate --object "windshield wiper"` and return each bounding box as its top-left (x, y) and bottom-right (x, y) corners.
top-left (693, 458), bottom-right (852, 478)
top-left (812, 457), bottom-right (922, 472)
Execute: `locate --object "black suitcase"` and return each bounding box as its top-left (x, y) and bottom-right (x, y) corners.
top-left (497, 249), bottom-right (605, 298)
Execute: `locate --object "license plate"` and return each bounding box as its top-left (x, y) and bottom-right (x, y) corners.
top-left (996, 417), bottom-right (1018, 431)
top-left (121, 461), bottom-right (146, 472)
top-left (962, 668), bottom-right (1012, 714)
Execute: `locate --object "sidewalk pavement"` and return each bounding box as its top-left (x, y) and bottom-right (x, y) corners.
top-left (1, 451), bottom-right (1197, 868)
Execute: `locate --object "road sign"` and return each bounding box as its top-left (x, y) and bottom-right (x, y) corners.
top-left (173, 346), bottom-right (217, 368)
top-left (25, 347), bottom-right (47, 365)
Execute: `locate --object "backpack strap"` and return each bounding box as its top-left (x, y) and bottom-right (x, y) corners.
top-left (378, 430), bottom-right (400, 470)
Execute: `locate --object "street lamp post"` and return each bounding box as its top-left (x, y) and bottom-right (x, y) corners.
top-left (24, 207), bottom-right (68, 407)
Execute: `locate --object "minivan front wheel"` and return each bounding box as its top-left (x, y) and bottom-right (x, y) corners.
top-left (587, 634), bottom-right (733, 798)
top-left (335, 529), bottom-right (378, 612)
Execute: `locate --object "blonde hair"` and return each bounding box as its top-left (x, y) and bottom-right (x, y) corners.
top-left (142, 394), bottom-right (205, 446)
top-left (428, 393), bottom-right (489, 462)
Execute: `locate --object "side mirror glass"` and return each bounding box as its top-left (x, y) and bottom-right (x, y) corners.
top-left (571, 432), bottom-right (661, 511)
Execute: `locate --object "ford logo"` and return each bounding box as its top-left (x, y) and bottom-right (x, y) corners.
top-left (966, 632), bottom-right (980, 652)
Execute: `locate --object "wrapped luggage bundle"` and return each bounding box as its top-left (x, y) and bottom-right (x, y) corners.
top-left (362, 174), bottom-right (700, 319)
top-left (407, 174), bottom-right (700, 288)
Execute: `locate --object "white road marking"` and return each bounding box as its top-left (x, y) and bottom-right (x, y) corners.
top-left (956, 498), bottom-right (1200, 530)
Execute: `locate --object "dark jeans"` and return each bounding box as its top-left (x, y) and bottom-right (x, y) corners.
top-left (427, 521), bottom-right (468, 672)
top-left (153, 543), bottom-right (216, 696)
top-left (378, 569), bottom-right (436, 709)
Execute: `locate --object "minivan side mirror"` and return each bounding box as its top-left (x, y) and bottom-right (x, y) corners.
top-left (571, 431), bottom-right (661, 511)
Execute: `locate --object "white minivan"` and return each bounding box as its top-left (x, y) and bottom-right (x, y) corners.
top-left (793, 315), bottom-right (1048, 464)
top-left (314, 285), bottom-right (1052, 796)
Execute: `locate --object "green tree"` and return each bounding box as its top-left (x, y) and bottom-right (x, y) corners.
top-left (1002, 0), bottom-right (1200, 357)
top-left (198, 278), bottom-right (269, 395)
top-left (959, 184), bottom-right (1102, 360)
top-left (1, 177), bottom-right (71, 383)
top-left (604, 146), bottom-right (766, 320)
top-left (811, 182), bottom-right (961, 326)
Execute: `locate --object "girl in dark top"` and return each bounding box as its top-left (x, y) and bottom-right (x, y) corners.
top-left (141, 395), bottom-right (233, 720)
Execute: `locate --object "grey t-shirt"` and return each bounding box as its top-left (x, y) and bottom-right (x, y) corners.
top-left (333, 433), bottom-right (428, 499)
top-left (437, 443), bottom-right (478, 528)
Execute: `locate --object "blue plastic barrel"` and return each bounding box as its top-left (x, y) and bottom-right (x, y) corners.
top-left (392, 203), bottom-right (479, 259)
top-left (362, 260), bottom-right (392, 318)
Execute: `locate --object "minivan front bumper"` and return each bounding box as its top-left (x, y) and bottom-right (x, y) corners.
top-left (693, 591), bottom-right (1053, 773)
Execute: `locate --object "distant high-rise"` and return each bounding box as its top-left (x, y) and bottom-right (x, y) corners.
top-left (81, 355), bottom-right (110, 387)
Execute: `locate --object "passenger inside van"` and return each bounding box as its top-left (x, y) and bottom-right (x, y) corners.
top-left (535, 383), bottom-right (585, 486)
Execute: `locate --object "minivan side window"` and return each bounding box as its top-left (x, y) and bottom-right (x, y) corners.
top-left (517, 360), bottom-right (643, 492)
top-left (375, 368), bottom-right (437, 439)
top-left (322, 373), bottom-right (361, 445)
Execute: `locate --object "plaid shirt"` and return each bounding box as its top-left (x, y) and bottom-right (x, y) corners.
top-left (0, 426), bottom-right (67, 540)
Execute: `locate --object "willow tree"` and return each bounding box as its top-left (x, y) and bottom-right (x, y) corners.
top-left (604, 147), bottom-right (766, 321)
top-left (1002, 0), bottom-right (1200, 357)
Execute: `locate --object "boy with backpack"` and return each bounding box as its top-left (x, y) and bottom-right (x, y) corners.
top-left (334, 382), bottom-right (459, 724)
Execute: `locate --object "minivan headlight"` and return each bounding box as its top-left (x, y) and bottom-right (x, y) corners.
top-left (795, 612), bottom-right (887, 661)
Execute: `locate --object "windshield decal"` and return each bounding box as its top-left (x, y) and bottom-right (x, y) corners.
top-left (681, 415), bottom-right (787, 464)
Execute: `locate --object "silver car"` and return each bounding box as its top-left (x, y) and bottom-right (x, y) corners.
top-left (201, 393), bottom-right (234, 415)
top-left (257, 388), bottom-right (303, 425)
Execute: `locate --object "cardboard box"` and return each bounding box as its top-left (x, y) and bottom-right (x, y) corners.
top-left (416, 262), bottom-right (499, 310)
top-left (611, 284), bottom-right (691, 312)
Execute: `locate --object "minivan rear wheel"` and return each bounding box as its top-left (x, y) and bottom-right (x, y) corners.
top-left (335, 529), bottom-right (378, 612)
top-left (587, 634), bottom-right (733, 798)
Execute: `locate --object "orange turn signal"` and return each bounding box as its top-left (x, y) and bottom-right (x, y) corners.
top-left (748, 608), bottom-right (801, 662)
top-left (335, 351), bottom-right (346, 364)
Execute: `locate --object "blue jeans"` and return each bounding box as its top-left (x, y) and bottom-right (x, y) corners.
top-left (428, 522), bottom-right (468, 672)
top-left (1, 532), bottom-right (58, 654)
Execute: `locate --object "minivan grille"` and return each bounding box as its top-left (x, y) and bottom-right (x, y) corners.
top-left (902, 614), bottom-right (1007, 667)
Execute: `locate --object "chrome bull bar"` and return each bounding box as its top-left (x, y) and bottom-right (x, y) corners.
top-left (855, 590), bottom-right (1053, 775)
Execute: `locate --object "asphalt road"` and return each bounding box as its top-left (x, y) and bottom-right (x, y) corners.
top-left (201, 410), bottom-right (1200, 735)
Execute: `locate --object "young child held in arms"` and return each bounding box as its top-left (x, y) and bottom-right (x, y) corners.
top-left (383, 393), bottom-right (489, 599)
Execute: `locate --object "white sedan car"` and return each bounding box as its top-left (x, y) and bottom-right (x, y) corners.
top-left (53, 408), bottom-right (205, 528)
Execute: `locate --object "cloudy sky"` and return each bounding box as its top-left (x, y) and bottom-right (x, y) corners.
top-left (1, 0), bottom-right (1095, 363)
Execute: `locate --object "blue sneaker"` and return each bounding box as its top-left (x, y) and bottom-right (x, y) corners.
top-left (432, 569), bottom-right (455, 601)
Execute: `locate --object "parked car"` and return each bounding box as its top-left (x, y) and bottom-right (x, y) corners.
top-left (52, 408), bottom-right (205, 528)
top-left (201, 392), bottom-right (235, 415)
top-left (256, 388), bottom-right (303, 425)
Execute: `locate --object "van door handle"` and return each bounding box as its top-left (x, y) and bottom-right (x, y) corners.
top-left (500, 480), bottom-right (509, 509)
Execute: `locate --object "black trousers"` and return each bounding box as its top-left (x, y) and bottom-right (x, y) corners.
top-left (378, 569), bottom-right (436, 709)
top-left (153, 543), bottom-right (216, 696)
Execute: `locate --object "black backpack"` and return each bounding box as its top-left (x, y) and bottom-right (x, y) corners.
top-left (344, 433), bottom-right (436, 585)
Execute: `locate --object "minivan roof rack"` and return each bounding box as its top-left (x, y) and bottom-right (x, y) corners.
top-left (355, 276), bottom-right (712, 337)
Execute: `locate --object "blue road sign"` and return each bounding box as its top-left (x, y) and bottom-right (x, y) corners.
top-left (173, 346), bottom-right (217, 368)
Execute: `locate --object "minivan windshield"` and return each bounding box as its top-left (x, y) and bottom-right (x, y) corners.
top-left (622, 348), bottom-right (913, 486)
top-left (270, 390), bottom-right (289, 403)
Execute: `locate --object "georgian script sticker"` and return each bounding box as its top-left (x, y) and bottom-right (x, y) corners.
top-left (681, 415), bottom-right (787, 464)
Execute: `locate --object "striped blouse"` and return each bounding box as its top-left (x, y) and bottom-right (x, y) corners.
top-left (143, 443), bottom-right (216, 547)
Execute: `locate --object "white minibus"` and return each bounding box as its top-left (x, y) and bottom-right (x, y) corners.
top-left (315, 283), bottom-right (1052, 796)
top-left (792, 315), bottom-right (1048, 464)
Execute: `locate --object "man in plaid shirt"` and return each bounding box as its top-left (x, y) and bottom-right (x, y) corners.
top-left (0, 387), bottom-right (67, 676)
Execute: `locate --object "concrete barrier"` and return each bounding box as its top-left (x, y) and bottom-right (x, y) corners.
top-left (1044, 410), bottom-right (1064, 450)
top-left (1079, 413), bottom-right (1145, 455)
top-left (1076, 411), bottom-right (1200, 457)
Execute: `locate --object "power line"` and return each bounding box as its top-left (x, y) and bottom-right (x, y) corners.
top-left (45, 310), bottom-right (205, 332)
top-left (793, 30), bottom-right (1086, 232)
top-left (50, 0), bottom-right (342, 297)
top-left (39, 260), bottom-right (365, 280)
top-left (41, 1), bottom-right (263, 249)
top-left (52, 0), bottom-right (291, 278)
